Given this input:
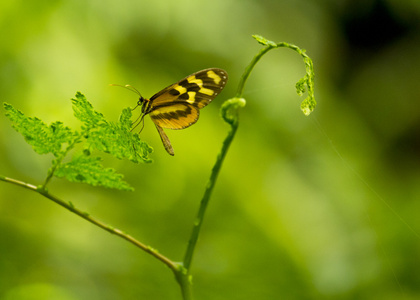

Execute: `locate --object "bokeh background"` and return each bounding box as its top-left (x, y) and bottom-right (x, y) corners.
top-left (1, 0), bottom-right (420, 299)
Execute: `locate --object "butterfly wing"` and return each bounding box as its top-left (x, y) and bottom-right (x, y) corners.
top-left (148, 68), bottom-right (228, 129)
top-left (149, 102), bottom-right (200, 130)
top-left (144, 68), bottom-right (228, 155)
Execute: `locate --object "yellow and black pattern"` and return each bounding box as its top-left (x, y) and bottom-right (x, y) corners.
top-left (149, 103), bottom-right (199, 129)
top-left (136, 68), bottom-right (228, 155)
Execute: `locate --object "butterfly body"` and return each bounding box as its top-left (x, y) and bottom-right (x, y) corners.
top-left (134, 68), bottom-right (228, 155)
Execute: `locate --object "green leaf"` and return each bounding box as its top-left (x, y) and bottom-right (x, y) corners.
top-left (295, 76), bottom-right (307, 96)
top-left (4, 93), bottom-right (153, 190)
top-left (299, 57), bottom-right (316, 116)
top-left (72, 91), bottom-right (106, 130)
top-left (300, 95), bottom-right (316, 117)
top-left (252, 34), bottom-right (277, 47)
top-left (72, 92), bottom-right (153, 163)
top-left (3, 103), bottom-right (76, 157)
top-left (55, 153), bottom-right (134, 191)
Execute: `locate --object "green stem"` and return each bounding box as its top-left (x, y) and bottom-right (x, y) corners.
top-left (42, 136), bottom-right (80, 189)
top-left (183, 86), bottom-right (247, 275)
top-left (236, 38), bottom-right (316, 115)
top-left (181, 34), bottom-right (316, 293)
top-left (0, 175), bottom-right (178, 274)
top-left (174, 266), bottom-right (193, 300)
top-left (236, 45), bottom-right (274, 98)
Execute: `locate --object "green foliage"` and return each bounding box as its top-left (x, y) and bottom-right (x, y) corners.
top-left (55, 153), bottom-right (134, 191)
top-left (72, 92), bottom-right (152, 163)
top-left (296, 55), bottom-right (316, 116)
top-left (3, 103), bottom-right (77, 157)
top-left (3, 92), bottom-right (152, 190)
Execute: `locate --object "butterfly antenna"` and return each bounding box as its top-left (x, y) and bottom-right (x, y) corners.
top-left (110, 83), bottom-right (142, 96)
top-left (110, 83), bottom-right (143, 110)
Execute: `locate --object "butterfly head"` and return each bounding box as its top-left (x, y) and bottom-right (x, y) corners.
top-left (137, 96), bottom-right (144, 106)
top-left (123, 87), bottom-right (151, 115)
top-left (137, 96), bottom-right (149, 113)
top-left (110, 83), bottom-right (148, 131)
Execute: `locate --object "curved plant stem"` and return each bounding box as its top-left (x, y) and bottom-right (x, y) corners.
top-left (237, 42), bottom-right (311, 98)
top-left (180, 35), bottom-right (316, 299)
top-left (237, 36), bottom-right (316, 115)
top-left (236, 46), bottom-right (272, 98)
top-left (0, 175), bottom-right (178, 273)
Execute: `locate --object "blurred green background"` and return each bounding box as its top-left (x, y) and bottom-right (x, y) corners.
top-left (1, 0), bottom-right (420, 299)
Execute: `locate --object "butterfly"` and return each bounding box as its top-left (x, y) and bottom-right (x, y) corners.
top-left (114, 68), bottom-right (228, 155)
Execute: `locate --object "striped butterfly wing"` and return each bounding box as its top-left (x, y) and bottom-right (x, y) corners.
top-left (144, 68), bottom-right (228, 155)
top-left (149, 103), bottom-right (200, 130)
top-left (148, 68), bottom-right (228, 130)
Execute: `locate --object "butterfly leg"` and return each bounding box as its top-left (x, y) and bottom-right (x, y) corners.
top-left (131, 113), bottom-right (146, 132)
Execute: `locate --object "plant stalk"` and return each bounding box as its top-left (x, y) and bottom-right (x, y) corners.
top-left (0, 175), bottom-right (178, 273)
